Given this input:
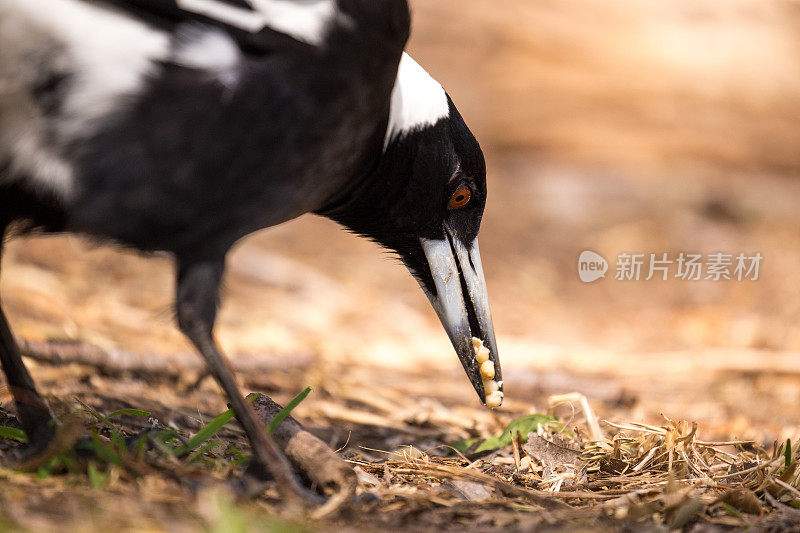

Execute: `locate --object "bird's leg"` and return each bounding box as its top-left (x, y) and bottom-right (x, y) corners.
top-left (175, 259), bottom-right (322, 508)
top-left (0, 225), bottom-right (56, 453)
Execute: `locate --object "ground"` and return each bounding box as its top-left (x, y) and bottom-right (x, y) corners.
top-left (2, 0), bottom-right (800, 531)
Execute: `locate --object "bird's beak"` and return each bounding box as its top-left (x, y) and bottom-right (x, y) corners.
top-left (418, 230), bottom-right (502, 407)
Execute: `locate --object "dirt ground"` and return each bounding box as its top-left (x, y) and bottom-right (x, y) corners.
top-left (2, 0), bottom-right (800, 531)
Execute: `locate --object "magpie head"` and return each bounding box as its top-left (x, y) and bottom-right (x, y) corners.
top-left (323, 54), bottom-right (502, 407)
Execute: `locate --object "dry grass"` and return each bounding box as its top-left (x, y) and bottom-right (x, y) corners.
top-left (0, 358), bottom-right (797, 531)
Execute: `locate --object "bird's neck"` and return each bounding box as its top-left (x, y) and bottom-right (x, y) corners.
top-left (314, 121), bottom-right (389, 218)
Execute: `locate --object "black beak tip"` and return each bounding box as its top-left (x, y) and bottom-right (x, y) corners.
top-left (460, 357), bottom-right (486, 401)
top-left (472, 377), bottom-right (487, 404)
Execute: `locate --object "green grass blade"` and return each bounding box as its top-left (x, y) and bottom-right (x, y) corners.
top-left (186, 439), bottom-right (222, 463)
top-left (90, 433), bottom-right (123, 467)
top-left (76, 399), bottom-right (105, 422)
top-left (110, 429), bottom-right (129, 457)
top-left (448, 414), bottom-right (563, 454)
top-left (722, 503), bottom-right (743, 519)
top-left (131, 432), bottom-right (149, 460)
top-left (785, 439), bottom-right (792, 469)
top-left (176, 388), bottom-right (311, 457)
top-left (176, 396), bottom-right (259, 455)
top-left (88, 462), bottom-right (109, 489)
top-left (475, 414), bottom-right (559, 452)
top-left (448, 437), bottom-right (480, 453)
top-left (0, 426), bottom-right (28, 443)
top-left (267, 387), bottom-right (312, 434)
top-left (102, 409), bottom-right (151, 422)
top-left (227, 444), bottom-right (248, 465)
top-left (36, 457), bottom-right (62, 479)
top-left (178, 409), bottom-right (237, 456)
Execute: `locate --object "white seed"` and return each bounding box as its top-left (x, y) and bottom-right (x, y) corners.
top-left (486, 391), bottom-right (503, 408)
top-left (472, 337), bottom-right (483, 351)
top-left (473, 337), bottom-right (502, 408)
top-left (476, 346), bottom-right (490, 364)
top-left (480, 360), bottom-right (495, 380)
top-left (483, 380), bottom-right (499, 394)
top-left (473, 336), bottom-right (491, 363)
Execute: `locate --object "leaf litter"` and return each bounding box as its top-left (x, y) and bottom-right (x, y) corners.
top-left (0, 361), bottom-right (798, 531)
top-left (336, 387), bottom-right (800, 531)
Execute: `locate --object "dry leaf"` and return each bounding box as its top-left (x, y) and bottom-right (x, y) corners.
top-left (523, 433), bottom-right (587, 489)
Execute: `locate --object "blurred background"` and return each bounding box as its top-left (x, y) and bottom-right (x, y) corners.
top-left (4, 0), bottom-right (800, 443)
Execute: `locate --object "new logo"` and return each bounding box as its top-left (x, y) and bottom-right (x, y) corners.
top-left (578, 250), bottom-right (608, 283)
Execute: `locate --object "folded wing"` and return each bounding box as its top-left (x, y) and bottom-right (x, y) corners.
top-left (101, 0), bottom-right (347, 54)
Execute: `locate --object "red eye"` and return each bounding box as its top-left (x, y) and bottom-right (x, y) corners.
top-left (448, 187), bottom-right (472, 209)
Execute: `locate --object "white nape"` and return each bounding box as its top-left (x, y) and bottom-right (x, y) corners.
top-left (172, 25), bottom-right (242, 87)
top-left (384, 53), bottom-right (450, 149)
top-left (176, 0), bottom-right (339, 46)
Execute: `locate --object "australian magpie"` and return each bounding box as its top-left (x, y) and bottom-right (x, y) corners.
top-left (0, 0), bottom-right (501, 505)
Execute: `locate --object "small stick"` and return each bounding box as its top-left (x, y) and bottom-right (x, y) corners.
top-left (713, 456), bottom-right (784, 480)
top-left (772, 478), bottom-right (800, 499)
top-left (16, 337), bottom-right (312, 381)
top-left (511, 430), bottom-right (521, 471)
top-left (248, 393), bottom-right (357, 517)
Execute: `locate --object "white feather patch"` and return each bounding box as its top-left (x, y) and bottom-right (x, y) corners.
top-left (0, 0), bottom-right (170, 200)
top-left (12, 0), bottom-right (169, 136)
top-left (172, 25), bottom-right (241, 87)
top-left (176, 0), bottom-right (340, 46)
top-left (384, 53), bottom-right (450, 149)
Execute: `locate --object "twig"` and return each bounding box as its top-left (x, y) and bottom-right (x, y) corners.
top-left (713, 457), bottom-right (784, 480)
top-left (603, 420), bottom-right (666, 435)
top-left (550, 393), bottom-right (604, 442)
top-left (249, 394), bottom-right (357, 518)
top-left (389, 461), bottom-right (571, 509)
top-left (772, 478), bottom-right (800, 499)
top-left (764, 491), bottom-right (800, 520)
top-left (16, 337), bottom-right (312, 381)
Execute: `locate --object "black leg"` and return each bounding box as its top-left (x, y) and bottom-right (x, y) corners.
top-left (0, 226), bottom-right (56, 447)
top-left (175, 258), bottom-right (321, 508)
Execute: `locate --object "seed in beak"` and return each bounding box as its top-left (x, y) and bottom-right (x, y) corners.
top-left (480, 360), bottom-right (495, 380)
top-left (472, 337), bottom-right (491, 363)
top-left (472, 337), bottom-right (502, 408)
top-left (485, 391), bottom-right (503, 408)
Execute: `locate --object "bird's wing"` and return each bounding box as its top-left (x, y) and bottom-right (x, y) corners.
top-left (98, 0), bottom-right (331, 55)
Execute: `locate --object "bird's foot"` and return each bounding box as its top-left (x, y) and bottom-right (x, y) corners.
top-left (5, 435), bottom-right (52, 465)
top-left (227, 461), bottom-right (274, 499)
top-left (230, 458), bottom-right (327, 504)
top-left (3, 418), bottom-right (81, 471)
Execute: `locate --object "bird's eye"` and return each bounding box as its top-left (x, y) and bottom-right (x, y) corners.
top-left (448, 187), bottom-right (472, 210)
